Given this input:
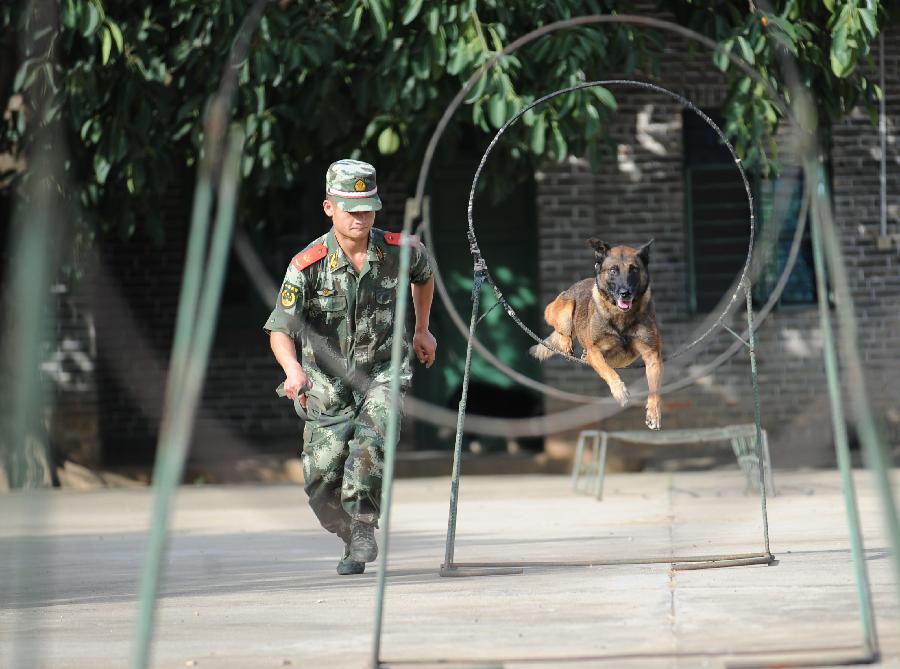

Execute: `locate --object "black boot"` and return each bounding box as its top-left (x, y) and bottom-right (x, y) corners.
top-left (349, 520), bottom-right (378, 562)
top-left (337, 543), bottom-right (365, 575)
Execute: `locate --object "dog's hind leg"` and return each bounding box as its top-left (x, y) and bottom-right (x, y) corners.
top-left (585, 349), bottom-right (630, 407)
top-left (528, 294), bottom-right (575, 361)
top-left (635, 340), bottom-right (663, 430)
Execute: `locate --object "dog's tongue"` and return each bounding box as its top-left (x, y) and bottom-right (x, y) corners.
top-left (617, 297), bottom-right (633, 311)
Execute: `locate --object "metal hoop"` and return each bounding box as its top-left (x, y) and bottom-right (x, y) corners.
top-left (467, 79), bottom-right (755, 366)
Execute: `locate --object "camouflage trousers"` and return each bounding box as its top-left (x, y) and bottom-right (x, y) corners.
top-left (294, 362), bottom-right (410, 541)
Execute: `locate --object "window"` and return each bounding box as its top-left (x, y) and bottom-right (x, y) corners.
top-left (683, 111), bottom-right (816, 312)
top-left (754, 167), bottom-right (817, 306)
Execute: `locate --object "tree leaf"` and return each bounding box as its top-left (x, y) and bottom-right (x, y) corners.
top-left (368, 0), bottom-right (388, 41)
top-left (590, 86), bottom-right (616, 111)
top-left (830, 24), bottom-right (854, 77)
top-left (108, 20), bottom-right (124, 53)
top-left (769, 30), bottom-right (798, 56)
top-left (713, 46), bottom-right (730, 71)
top-left (830, 51), bottom-right (855, 77)
top-left (401, 0), bottom-right (424, 26)
top-left (447, 39), bottom-right (468, 75)
top-left (487, 94), bottom-right (506, 129)
top-left (585, 103), bottom-right (600, 137)
top-left (350, 4), bottom-right (363, 32)
top-left (463, 70), bottom-right (488, 104)
top-left (62, 0), bottom-right (77, 29)
top-left (377, 126), bottom-right (400, 154)
top-left (551, 124), bottom-right (567, 161)
top-left (858, 9), bottom-right (877, 38)
top-left (13, 58), bottom-right (36, 91)
top-left (94, 154), bottom-right (111, 185)
top-left (767, 16), bottom-right (797, 42)
top-left (80, 118), bottom-right (93, 141)
top-left (522, 106), bottom-right (536, 126)
top-left (530, 113), bottom-right (546, 155)
top-left (736, 36), bottom-right (755, 65)
top-left (101, 26), bottom-right (112, 65)
top-left (424, 6), bottom-right (439, 35)
top-left (81, 3), bottom-right (101, 37)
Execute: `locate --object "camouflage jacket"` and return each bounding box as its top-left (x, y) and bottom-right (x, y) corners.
top-left (265, 227), bottom-right (433, 382)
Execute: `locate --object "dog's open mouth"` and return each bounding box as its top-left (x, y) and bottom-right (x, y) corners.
top-left (616, 297), bottom-right (633, 311)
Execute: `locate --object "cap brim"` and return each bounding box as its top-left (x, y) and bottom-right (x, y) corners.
top-left (334, 195), bottom-right (382, 212)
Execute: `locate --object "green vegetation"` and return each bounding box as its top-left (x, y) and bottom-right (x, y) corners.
top-left (0, 1), bottom-right (889, 255)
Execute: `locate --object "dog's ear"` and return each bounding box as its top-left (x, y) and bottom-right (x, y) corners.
top-left (587, 238), bottom-right (611, 263)
top-left (637, 239), bottom-right (654, 267)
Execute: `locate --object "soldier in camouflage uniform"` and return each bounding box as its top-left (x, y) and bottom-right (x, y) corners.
top-left (265, 159), bottom-right (436, 575)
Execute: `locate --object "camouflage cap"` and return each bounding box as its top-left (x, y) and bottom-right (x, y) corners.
top-left (325, 159), bottom-right (383, 212)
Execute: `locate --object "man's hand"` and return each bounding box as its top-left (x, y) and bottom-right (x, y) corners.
top-left (413, 328), bottom-right (437, 368)
top-left (284, 365), bottom-right (312, 406)
top-left (270, 332), bottom-right (311, 406)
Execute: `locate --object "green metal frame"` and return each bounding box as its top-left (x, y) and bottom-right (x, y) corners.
top-left (572, 425), bottom-right (776, 500)
top-left (438, 273), bottom-right (775, 580)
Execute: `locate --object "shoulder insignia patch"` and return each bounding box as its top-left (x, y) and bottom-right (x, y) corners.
top-left (291, 243), bottom-right (328, 271)
top-left (280, 282), bottom-right (300, 309)
top-left (383, 232), bottom-right (420, 247)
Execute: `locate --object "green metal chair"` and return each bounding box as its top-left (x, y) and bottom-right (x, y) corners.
top-left (571, 424), bottom-right (775, 500)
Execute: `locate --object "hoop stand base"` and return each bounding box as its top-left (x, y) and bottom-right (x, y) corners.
top-left (438, 552), bottom-right (775, 578)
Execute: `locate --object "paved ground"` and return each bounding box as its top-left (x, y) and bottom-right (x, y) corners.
top-left (1, 470), bottom-right (899, 669)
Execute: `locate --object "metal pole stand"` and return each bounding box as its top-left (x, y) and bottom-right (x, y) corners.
top-left (439, 271), bottom-right (776, 577)
top-left (440, 258), bottom-right (523, 578)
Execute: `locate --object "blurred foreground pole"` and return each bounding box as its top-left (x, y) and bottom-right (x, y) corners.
top-left (130, 4), bottom-right (267, 666)
top-left (2, 146), bottom-right (56, 489)
top-left (808, 160), bottom-right (879, 658)
top-left (1, 2), bottom-right (60, 489)
top-left (131, 125), bottom-right (244, 669)
top-left (808, 159), bottom-right (900, 610)
top-left (2, 4), bottom-right (64, 669)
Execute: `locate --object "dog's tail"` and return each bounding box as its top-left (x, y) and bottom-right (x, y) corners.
top-left (528, 332), bottom-right (565, 362)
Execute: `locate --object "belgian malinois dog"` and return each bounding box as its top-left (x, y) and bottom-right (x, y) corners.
top-left (529, 239), bottom-right (663, 430)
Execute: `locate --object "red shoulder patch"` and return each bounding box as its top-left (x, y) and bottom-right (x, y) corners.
top-left (291, 243), bottom-right (328, 271)
top-left (383, 232), bottom-right (419, 247)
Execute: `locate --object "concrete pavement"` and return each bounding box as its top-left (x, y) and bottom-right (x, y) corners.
top-left (1, 470), bottom-right (899, 668)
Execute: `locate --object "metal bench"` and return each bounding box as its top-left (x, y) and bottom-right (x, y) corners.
top-left (571, 425), bottom-right (775, 500)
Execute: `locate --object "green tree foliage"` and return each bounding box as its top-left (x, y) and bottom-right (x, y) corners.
top-left (664, 0), bottom-right (886, 166)
top-left (0, 0), bottom-right (889, 255)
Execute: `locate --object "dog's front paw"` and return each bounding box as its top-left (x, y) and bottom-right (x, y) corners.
top-left (611, 381), bottom-right (630, 407)
top-left (645, 405), bottom-right (661, 430)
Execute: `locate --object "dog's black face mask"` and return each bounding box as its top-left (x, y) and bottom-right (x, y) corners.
top-left (588, 238), bottom-right (653, 312)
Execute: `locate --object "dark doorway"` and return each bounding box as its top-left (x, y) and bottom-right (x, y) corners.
top-left (412, 144), bottom-right (543, 453)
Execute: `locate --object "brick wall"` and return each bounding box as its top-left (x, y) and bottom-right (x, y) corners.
top-left (535, 22), bottom-right (900, 467)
